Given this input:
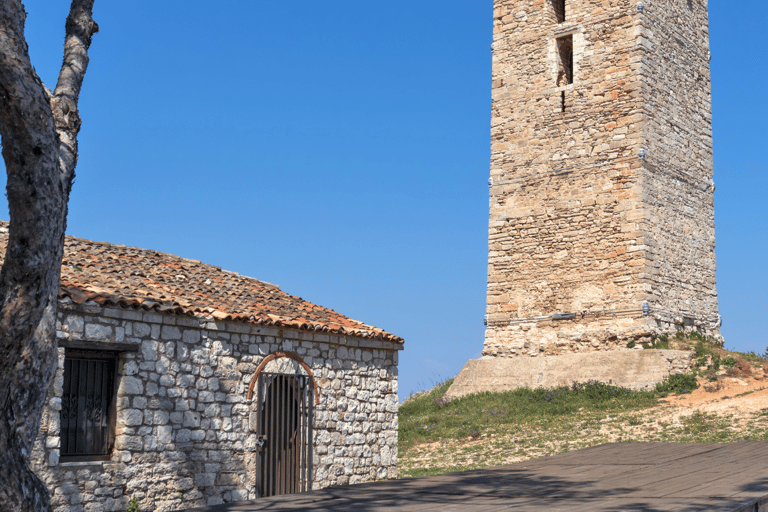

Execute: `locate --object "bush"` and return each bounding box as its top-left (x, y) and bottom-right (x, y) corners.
top-left (656, 374), bottom-right (699, 396)
top-left (641, 335), bottom-right (670, 350)
top-left (726, 357), bottom-right (752, 378)
top-left (694, 341), bottom-right (708, 358)
top-left (571, 381), bottom-right (637, 402)
top-left (721, 356), bottom-right (737, 368)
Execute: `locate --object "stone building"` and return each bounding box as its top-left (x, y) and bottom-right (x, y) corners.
top-left (484, 0), bottom-right (721, 358)
top-left (0, 223), bottom-right (403, 511)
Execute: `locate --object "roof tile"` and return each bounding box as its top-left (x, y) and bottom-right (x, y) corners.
top-left (0, 222), bottom-right (402, 344)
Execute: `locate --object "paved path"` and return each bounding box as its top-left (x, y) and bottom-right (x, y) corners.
top-left (184, 442), bottom-right (768, 511)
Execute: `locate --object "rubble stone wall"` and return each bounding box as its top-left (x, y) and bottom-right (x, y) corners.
top-left (31, 300), bottom-right (400, 512)
top-left (485, 0), bottom-right (720, 358)
top-left (639, 0), bottom-right (720, 335)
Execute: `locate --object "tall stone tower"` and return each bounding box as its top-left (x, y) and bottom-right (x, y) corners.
top-left (484, 0), bottom-right (721, 358)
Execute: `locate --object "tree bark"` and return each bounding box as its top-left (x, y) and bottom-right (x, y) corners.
top-left (0, 1), bottom-right (97, 510)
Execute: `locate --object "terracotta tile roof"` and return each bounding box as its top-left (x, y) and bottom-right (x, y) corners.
top-left (0, 222), bottom-right (402, 344)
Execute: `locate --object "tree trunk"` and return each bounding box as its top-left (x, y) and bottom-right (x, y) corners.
top-left (0, 1), bottom-right (97, 510)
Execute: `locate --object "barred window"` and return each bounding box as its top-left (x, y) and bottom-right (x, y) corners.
top-left (60, 350), bottom-right (117, 461)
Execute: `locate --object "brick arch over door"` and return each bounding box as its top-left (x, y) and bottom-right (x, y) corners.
top-left (246, 351), bottom-right (320, 405)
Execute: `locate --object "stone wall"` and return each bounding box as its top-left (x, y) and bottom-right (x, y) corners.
top-left (31, 299), bottom-right (401, 512)
top-left (446, 349), bottom-right (694, 400)
top-left (639, 0), bottom-right (719, 334)
top-left (484, 0), bottom-right (720, 359)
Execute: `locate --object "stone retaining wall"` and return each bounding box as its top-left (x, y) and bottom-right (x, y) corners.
top-left (446, 349), bottom-right (693, 400)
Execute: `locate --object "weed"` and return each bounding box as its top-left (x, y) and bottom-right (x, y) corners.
top-left (742, 351), bottom-right (765, 362)
top-left (642, 335), bottom-right (670, 350)
top-left (721, 356), bottom-right (737, 368)
top-left (407, 374), bottom-right (452, 401)
top-left (528, 388), bottom-right (565, 403)
top-left (677, 411), bottom-right (732, 441)
top-left (703, 383), bottom-right (720, 393)
top-left (656, 374), bottom-right (699, 396)
top-left (571, 380), bottom-right (645, 402)
top-left (694, 340), bottom-right (708, 358)
top-left (127, 498), bottom-right (142, 512)
top-left (682, 411), bottom-right (713, 434)
top-left (626, 340), bottom-right (636, 349)
top-left (433, 394), bottom-right (451, 408)
top-left (725, 357), bottom-right (752, 378)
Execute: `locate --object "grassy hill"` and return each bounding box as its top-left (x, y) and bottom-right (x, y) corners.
top-left (398, 336), bottom-right (768, 478)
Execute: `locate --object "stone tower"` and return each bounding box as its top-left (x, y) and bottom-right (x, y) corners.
top-left (484, 0), bottom-right (721, 358)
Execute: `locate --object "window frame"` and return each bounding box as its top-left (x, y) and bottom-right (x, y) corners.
top-left (57, 340), bottom-right (136, 463)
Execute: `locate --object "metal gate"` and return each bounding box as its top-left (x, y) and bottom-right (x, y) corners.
top-left (255, 372), bottom-right (314, 497)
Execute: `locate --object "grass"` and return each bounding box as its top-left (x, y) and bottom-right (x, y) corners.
top-left (398, 336), bottom-right (768, 478)
top-left (399, 380), bottom-right (659, 469)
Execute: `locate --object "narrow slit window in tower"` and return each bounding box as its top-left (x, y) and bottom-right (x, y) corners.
top-left (556, 35), bottom-right (573, 86)
top-left (561, 91), bottom-right (566, 112)
top-left (552, 0), bottom-right (566, 23)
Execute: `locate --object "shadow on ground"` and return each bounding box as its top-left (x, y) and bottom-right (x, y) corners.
top-left (181, 442), bottom-right (768, 512)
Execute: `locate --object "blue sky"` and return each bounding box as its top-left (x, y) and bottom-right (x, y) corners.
top-left (3, 1), bottom-right (766, 399)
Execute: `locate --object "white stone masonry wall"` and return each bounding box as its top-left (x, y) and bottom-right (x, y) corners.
top-left (31, 299), bottom-right (400, 512)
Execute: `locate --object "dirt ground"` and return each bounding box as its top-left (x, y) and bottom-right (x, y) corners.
top-left (659, 375), bottom-right (768, 418)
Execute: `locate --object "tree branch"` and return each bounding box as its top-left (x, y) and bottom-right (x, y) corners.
top-left (53, 0), bottom-right (97, 183)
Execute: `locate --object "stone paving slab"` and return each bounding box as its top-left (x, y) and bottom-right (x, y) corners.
top-left (183, 443), bottom-right (768, 512)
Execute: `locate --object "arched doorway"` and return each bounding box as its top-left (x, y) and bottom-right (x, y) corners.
top-left (250, 353), bottom-right (316, 497)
